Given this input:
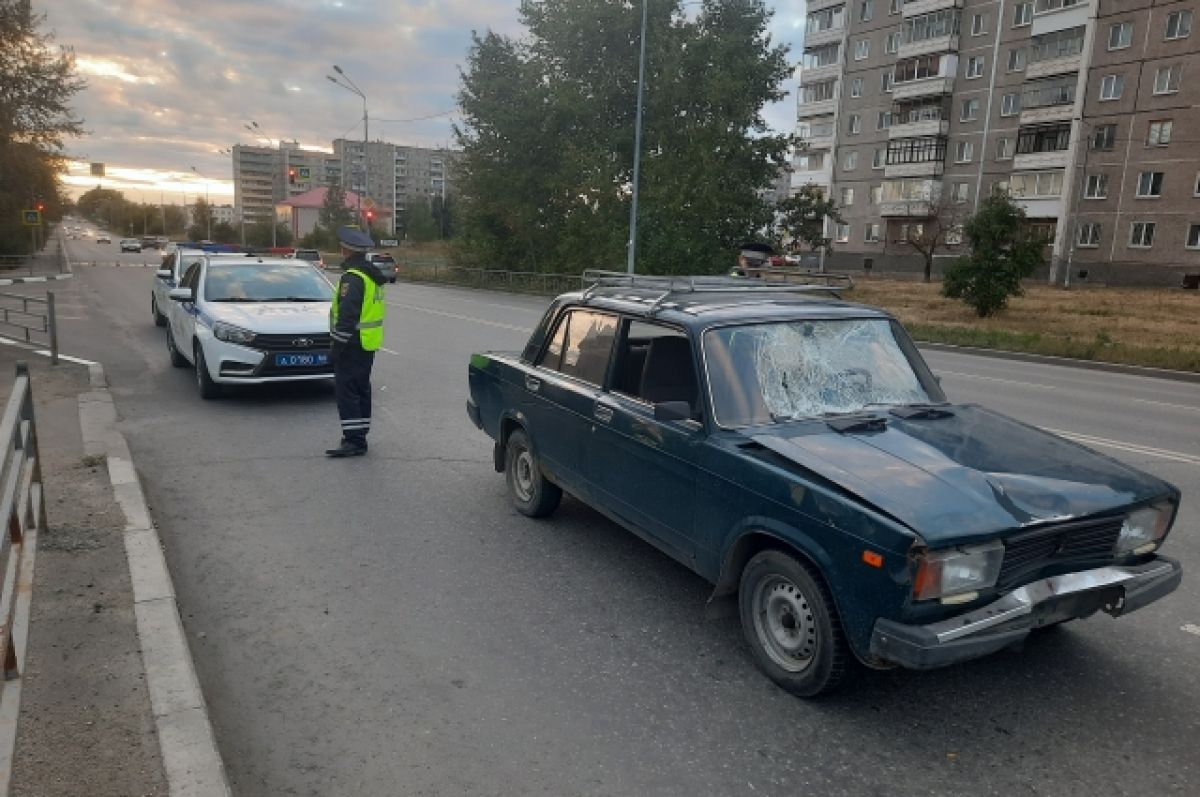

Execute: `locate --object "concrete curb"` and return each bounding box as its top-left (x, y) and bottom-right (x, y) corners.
top-left (916, 341), bottom-right (1200, 384)
top-left (0, 274), bottom-right (73, 286)
top-left (78, 366), bottom-right (231, 797)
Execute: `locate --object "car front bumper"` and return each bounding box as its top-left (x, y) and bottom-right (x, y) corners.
top-left (202, 336), bottom-right (333, 385)
top-left (869, 556), bottom-right (1182, 670)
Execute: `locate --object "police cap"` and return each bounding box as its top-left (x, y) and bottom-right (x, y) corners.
top-left (337, 226), bottom-right (375, 252)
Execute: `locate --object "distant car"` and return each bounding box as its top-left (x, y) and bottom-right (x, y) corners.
top-left (140, 236), bottom-right (159, 250)
top-left (97, 235), bottom-right (111, 244)
top-left (292, 248), bottom-right (325, 269)
top-left (164, 257), bottom-right (336, 399)
top-left (364, 251), bottom-right (396, 283)
top-left (120, 238), bottom-right (142, 252)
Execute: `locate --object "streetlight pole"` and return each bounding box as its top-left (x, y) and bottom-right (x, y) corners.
top-left (626, 0), bottom-right (649, 275)
top-left (328, 66), bottom-right (368, 226)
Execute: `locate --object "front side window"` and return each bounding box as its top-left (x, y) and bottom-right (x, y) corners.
top-left (1136, 172), bottom-right (1164, 197)
top-left (703, 319), bottom-right (939, 427)
top-left (538, 310), bottom-right (619, 386)
top-left (610, 321), bottom-right (694, 407)
top-left (1166, 10), bottom-right (1193, 40)
top-left (1130, 222), bottom-right (1156, 247)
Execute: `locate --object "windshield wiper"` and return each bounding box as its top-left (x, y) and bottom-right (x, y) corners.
top-left (889, 403), bottom-right (955, 420)
top-left (258, 297), bottom-right (327, 302)
top-left (208, 297), bottom-right (259, 302)
top-left (824, 414), bottom-right (888, 433)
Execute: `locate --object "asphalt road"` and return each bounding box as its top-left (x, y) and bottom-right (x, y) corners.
top-left (26, 240), bottom-right (1200, 796)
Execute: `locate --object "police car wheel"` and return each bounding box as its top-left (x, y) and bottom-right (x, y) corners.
top-left (193, 344), bottom-right (222, 400)
top-left (167, 329), bottom-right (188, 367)
top-left (153, 296), bottom-right (166, 327)
top-left (504, 429), bottom-right (561, 518)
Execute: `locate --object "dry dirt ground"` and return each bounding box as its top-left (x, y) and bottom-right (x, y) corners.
top-left (1, 352), bottom-right (166, 797)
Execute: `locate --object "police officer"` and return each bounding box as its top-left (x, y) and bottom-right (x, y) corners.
top-left (326, 226), bottom-right (388, 457)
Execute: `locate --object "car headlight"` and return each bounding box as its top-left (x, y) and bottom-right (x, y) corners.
top-left (912, 541), bottom-right (1005, 602)
top-left (1116, 501), bottom-right (1175, 556)
top-left (211, 321), bottom-right (256, 345)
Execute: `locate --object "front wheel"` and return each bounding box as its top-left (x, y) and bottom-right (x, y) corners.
top-left (152, 295), bottom-right (166, 327)
top-left (738, 550), bottom-right (851, 698)
top-left (193, 344), bottom-right (222, 399)
top-left (167, 329), bottom-right (188, 367)
top-left (504, 429), bottom-right (561, 517)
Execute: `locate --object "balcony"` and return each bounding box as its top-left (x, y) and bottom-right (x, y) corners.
top-left (1020, 104), bottom-right (1073, 125)
top-left (888, 118), bottom-right (949, 139)
top-left (790, 166), bottom-right (833, 192)
top-left (885, 161), bottom-right (945, 178)
top-left (1026, 52), bottom-right (1081, 79)
top-left (892, 75), bottom-right (954, 100)
top-left (805, 26), bottom-right (844, 48)
top-left (800, 62), bottom-right (841, 83)
top-left (1032, 0), bottom-right (1090, 36)
top-left (797, 98), bottom-right (838, 118)
top-left (898, 35), bottom-right (959, 60)
top-left (1013, 150), bottom-right (1069, 170)
top-left (806, 0), bottom-right (844, 11)
top-left (903, 0), bottom-right (962, 17)
top-left (880, 199), bottom-right (938, 217)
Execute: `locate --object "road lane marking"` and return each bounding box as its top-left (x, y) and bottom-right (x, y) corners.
top-left (1182, 624), bottom-right (1200, 638)
top-left (1128, 396), bottom-right (1200, 413)
top-left (937, 370), bottom-right (1056, 390)
top-left (1043, 427), bottom-right (1200, 465)
top-left (398, 286), bottom-right (546, 314)
top-left (388, 302), bottom-right (534, 333)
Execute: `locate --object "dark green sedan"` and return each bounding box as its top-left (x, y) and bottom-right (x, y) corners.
top-left (466, 273), bottom-right (1183, 697)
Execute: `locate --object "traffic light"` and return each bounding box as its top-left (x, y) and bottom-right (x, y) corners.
top-left (35, 201), bottom-right (45, 212)
top-left (288, 168), bottom-right (296, 184)
top-left (365, 210), bottom-right (374, 223)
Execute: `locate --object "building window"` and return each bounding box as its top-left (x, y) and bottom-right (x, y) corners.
top-left (1029, 27), bottom-right (1085, 62)
top-left (1091, 124), bottom-right (1116, 150)
top-left (997, 137), bottom-right (1014, 160)
top-left (860, 0), bottom-right (874, 23)
top-left (1001, 93), bottom-right (1021, 116)
top-left (1166, 10), bottom-right (1193, 40)
top-left (881, 71), bottom-right (894, 92)
top-left (1136, 172), bottom-right (1164, 198)
top-left (802, 43), bottom-right (842, 69)
top-left (1148, 121), bottom-right (1173, 146)
top-left (903, 9), bottom-right (962, 44)
top-left (844, 151), bottom-right (859, 170)
top-left (850, 77), bottom-right (863, 98)
top-left (1129, 222), bottom-right (1156, 248)
top-left (1085, 174), bottom-right (1108, 198)
top-left (1100, 74), bottom-right (1124, 100)
top-left (972, 14), bottom-right (987, 35)
top-left (870, 185), bottom-right (883, 204)
top-left (955, 140), bottom-right (974, 163)
top-left (1013, 3), bottom-right (1032, 27)
top-left (1007, 48), bottom-right (1026, 71)
top-left (1195, 173), bottom-right (1200, 196)
top-left (1077, 222), bottom-right (1101, 248)
top-left (1010, 170), bottom-right (1064, 198)
top-left (835, 223), bottom-right (851, 243)
top-left (854, 39), bottom-right (870, 60)
top-left (894, 54), bottom-right (945, 83)
top-left (848, 114), bottom-right (861, 134)
top-left (802, 80), bottom-right (838, 104)
top-left (1016, 123), bottom-right (1071, 154)
top-left (841, 187), bottom-right (855, 206)
top-left (877, 111), bottom-right (893, 130)
top-left (1108, 22), bottom-right (1133, 50)
top-left (865, 223), bottom-right (882, 243)
top-left (890, 0), bottom-right (902, 14)
top-left (953, 182), bottom-right (970, 203)
top-left (1154, 65), bottom-right (1181, 94)
top-left (993, 179), bottom-right (1010, 195)
top-left (886, 136), bottom-right (948, 165)
top-left (961, 98), bottom-right (980, 121)
top-left (873, 148), bottom-right (886, 168)
top-left (886, 31), bottom-right (901, 53)
top-left (966, 56), bottom-right (985, 78)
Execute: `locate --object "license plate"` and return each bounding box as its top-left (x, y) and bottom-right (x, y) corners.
top-left (274, 352), bottom-right (329, 367)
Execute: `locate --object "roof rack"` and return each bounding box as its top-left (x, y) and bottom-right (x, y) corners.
top-left (580, 269), bottom-right (854, 310)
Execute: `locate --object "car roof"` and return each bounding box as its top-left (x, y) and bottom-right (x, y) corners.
top-left (203, 256), bottom-right (308, 267)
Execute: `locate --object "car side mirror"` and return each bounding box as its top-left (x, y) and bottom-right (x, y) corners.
top-left (156, 269), bottom-right (172, 279)
top-left (168, 287), bottom-right (194, 302)
top-left (654, 401), bottom-right (692, 422)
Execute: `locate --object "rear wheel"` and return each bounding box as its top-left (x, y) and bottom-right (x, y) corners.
top-left (738, 550), bottom-right (850, 698)
top-left (504, 429), bottom-right (561, 517)
top-left (193, 344), bottom-right (222, 399)
top-left (167, 328), bottom-right (187, 367)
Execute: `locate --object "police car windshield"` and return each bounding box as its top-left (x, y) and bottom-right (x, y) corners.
top-left (204, 263), bottom-right (333, 302)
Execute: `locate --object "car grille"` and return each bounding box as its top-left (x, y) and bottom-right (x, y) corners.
top-left (998, 515), bottom-right (1124, 586)
top-left (253, 333), bottom-right (332, 352)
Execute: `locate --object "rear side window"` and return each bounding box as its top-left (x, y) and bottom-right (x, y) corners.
top-left (537, 309), bottom-right (618, 386)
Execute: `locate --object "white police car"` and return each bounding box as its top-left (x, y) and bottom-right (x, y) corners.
top-left (164, 256), bottom-right (336, 398)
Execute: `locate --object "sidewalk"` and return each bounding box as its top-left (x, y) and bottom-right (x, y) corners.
top-left (0, 350), bottom-right (167, 796)
top-left (0, 230), bottom-right (72, 286)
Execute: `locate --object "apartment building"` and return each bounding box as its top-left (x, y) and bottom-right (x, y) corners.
top-left (231, 142), bottom-right (340, 226)
top-left (792, 0), bottom-right (1199, 284)
top-left (332, 139), bottom-right (461, 234)
top-left (1068, 0), bottom-right (1200, 285)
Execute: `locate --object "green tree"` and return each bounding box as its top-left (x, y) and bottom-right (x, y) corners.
top-left (431, 194), bottom-right (455, 239)
top-left (319, 183), bottom-right (353, 232)
top-left (187, 197), bottom-right (213, 241)
top-left (775, 184), bottom-right (841, 254)
top-left (942, 192), bottom-right (1048, 317)
top-left (403, 198), bottom-right (439, 243)
top-left (455, 0), bottom-right (792, 275)
top-left (212, 221), bottom-right (237, 243)
top-left (0, 0), bottom-right (84, 254)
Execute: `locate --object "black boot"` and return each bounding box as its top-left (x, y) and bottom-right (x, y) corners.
top-left (325, 438), bottom-right (368, 457)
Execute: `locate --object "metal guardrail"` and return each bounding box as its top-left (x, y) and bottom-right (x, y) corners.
top-left (0, 362), bottom-right (45, 740)
top-left (0, 292), bottom-right (57, 365)
top-left (394, 263), bottom-right (587, 295)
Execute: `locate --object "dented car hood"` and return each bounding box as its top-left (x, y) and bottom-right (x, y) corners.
top-left (749, 404), bottom-right (1171, 545)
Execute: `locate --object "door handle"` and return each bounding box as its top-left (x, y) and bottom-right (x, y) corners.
top-left (525, 375), bottom-right (541, 392)
top-left (593, 404), bottom-right (613, 423)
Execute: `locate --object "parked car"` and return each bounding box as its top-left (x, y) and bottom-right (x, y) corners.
top-left (152, 246), bottom-right (242, 327)
top-left (292, 248), bottom-right (326, 269)
top-left (120, 238), bottom-right (141, 252)
top-left (465, 273), bottom-right (1184, 697)
top-left (364, 251), bottom-right (396, 283)
top-left (164, 257), bottom-right (336, 398)
top-left (140, 236), bottom-right (160, 250)
top-left (97, 234), bottom-right (111, 244)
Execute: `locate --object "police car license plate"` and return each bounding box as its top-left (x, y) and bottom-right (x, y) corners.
top-left (274, 352), bottom-right (329, 367)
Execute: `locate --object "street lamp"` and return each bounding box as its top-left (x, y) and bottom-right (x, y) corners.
top-left (627, 0), bottom-right (649, 274)
top-left (190, 166), bottom-right (211, 240)
top-left (327, 65), bottom-right (368, 225)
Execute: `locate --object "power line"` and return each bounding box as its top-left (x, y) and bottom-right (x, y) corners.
top-left (372, 110), bottom-right (458, 124)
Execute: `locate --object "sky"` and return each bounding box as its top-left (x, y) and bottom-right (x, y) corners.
top-left (44, 0), bottom-right (806, 205)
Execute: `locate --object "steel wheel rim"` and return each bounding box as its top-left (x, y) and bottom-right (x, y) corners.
top-left (512, 448), bottom-right (535, 502)
top-left (753, 575), bottom-right (817, 673)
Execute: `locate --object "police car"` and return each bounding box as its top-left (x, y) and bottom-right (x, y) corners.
top-left (164, 256), bottom-right (336, 398)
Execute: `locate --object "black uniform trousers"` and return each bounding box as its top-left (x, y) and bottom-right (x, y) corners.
top-left (334, 344), bottom-right (375, 444)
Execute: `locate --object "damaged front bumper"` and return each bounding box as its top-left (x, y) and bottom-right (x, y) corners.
top-left (870, 556), bottom-right (1182, 670)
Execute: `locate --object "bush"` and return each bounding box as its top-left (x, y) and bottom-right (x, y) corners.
top-left (942, 193), bottom-right (1047, 317)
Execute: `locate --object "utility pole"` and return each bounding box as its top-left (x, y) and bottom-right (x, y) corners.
top-left (626, 0), bottom-right (648, 275)
top-left (328, 66), bottom-right (369, 228)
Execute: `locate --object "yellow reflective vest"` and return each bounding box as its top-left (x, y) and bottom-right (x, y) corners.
top-left (330, 268), bottom-right (386, 351)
